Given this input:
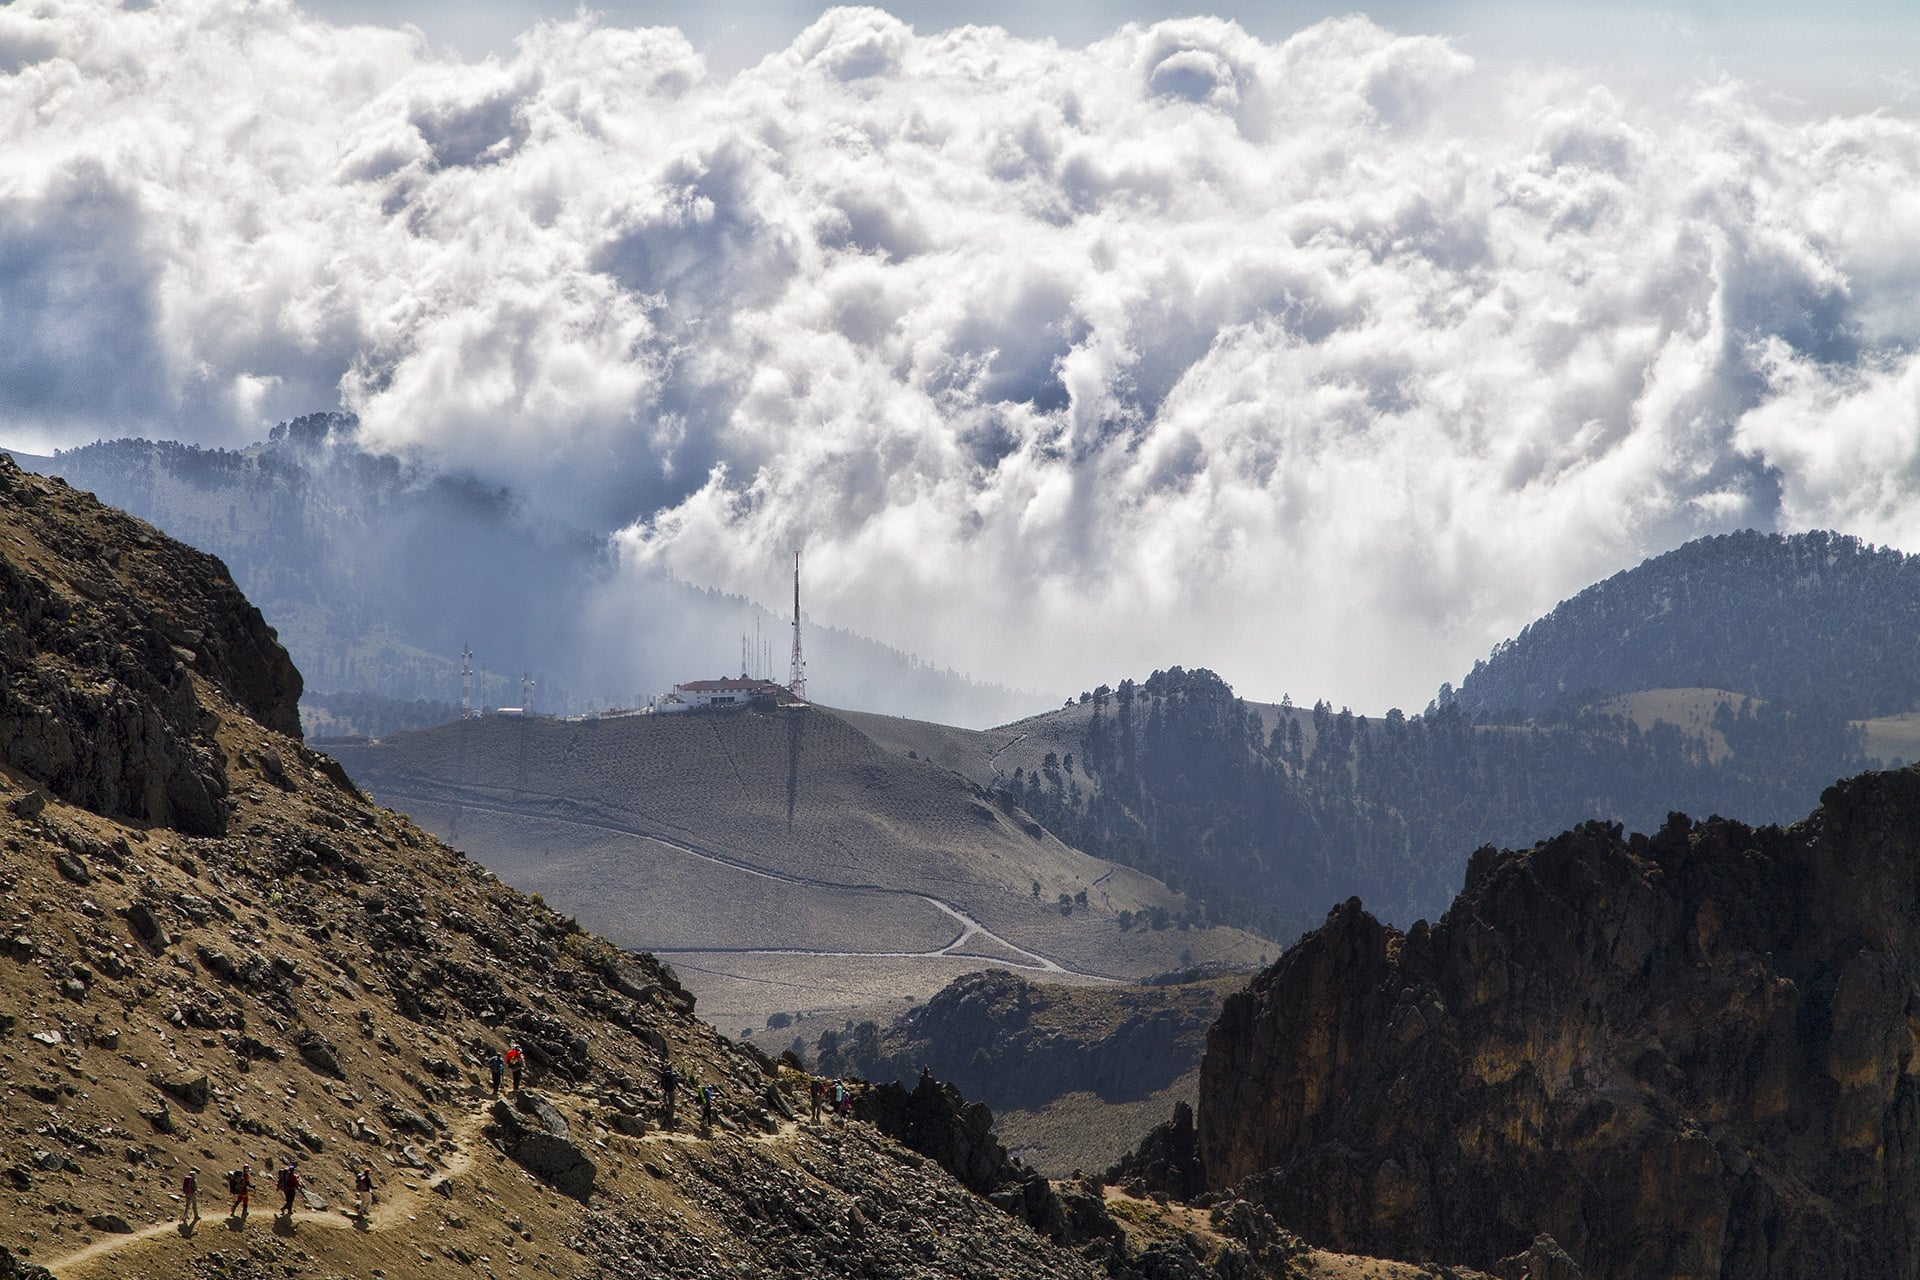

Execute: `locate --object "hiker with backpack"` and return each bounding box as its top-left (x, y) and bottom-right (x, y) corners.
top-left (487, 1050), bottom-right (506, 1097)
top-left (179, 1167), bottom-right (200, 1225)
top-left (506, 1043), bottom-right (525, 1092)
top-left (277, 1161), bottom-right (300, 1216)
top-left (659, 1062), bottom-right (681, 1130)
top-left (227, 1163), bottom-right (252, 1220)
top-left (353, 1163), bottom-right (374, 1220)
top-left (700, 1082), bottom-right (718, 1136)
top-left (809, 1077), bottom-right (825, 1124)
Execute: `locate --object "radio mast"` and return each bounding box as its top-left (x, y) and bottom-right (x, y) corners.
top-left (460, 645), bottom-right (474, 718)
top-left (788, 550), bottom-right (807, 702)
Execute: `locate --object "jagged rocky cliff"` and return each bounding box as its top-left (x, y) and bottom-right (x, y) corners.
top-left (1198, 773), bottom-right (1920, 1279)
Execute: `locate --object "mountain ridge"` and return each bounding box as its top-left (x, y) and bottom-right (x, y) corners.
top-left (1454, 529), bottom-right (1920, 720)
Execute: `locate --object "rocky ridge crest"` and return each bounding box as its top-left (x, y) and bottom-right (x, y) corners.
top-left (0, 454), bottom-right (299, 836)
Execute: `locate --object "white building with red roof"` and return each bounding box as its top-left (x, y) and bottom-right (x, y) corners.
top-left (653, 676), bottom-right (792, 713)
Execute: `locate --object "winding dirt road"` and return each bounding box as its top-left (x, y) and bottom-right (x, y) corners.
top-left (375, 788), bottom-right (1120, 982)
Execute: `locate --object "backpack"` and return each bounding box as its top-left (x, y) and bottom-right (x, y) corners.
top-left (276, 1168), bottom-right (291, 1194)
top-left (227, 1169), bottom-right (243, 1194)
top-left (182, 1173), bottom-right (196, 1195)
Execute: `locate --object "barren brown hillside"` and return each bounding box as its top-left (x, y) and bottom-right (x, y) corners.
top-left (323, 708), bottom-right (1270, 1027)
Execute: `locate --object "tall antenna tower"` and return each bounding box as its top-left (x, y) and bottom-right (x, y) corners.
top-left (522, 672), bottom-right (536, 712)
top-left (788, 549), bottom-right (807, 702)
top-left (460, 645), bottom-right (474, 718)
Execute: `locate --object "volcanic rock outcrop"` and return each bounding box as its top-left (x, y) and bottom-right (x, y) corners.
top-left (0, 454), bottom-right (299, 835)
top-left (1199, 775), bottom-right (1920, 1279)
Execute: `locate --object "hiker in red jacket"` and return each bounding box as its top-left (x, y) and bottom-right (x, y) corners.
top-left (277, 1161), bottom-right (300, 1216)
top-left (228, 1163), bottom-right (252, 1220)
top-left (506, 1043), bottom-right (525, 1092)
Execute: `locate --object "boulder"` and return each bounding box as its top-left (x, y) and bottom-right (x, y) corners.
top-left (154, 1071), bottom-right (210, 1109)
top-left (489, 1093), bottom-right (596, 1202)
top-left (125, 901), bottom-right (166, 948)
top-left (1496, 1235), bottom-right (1584, 1280)
top-left (0, 1247), bottom-right (53, 1280)
top-left (293, 1029), bottom-right (343, 1078)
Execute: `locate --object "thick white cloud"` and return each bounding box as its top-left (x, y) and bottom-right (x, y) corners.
top-left (4, 1), bottom-right (1919, 712)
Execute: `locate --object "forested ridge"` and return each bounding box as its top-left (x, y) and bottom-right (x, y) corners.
top-left (1455, 530), bottom-right (1920, 719)
top-left (1002, 668), bottom-right (1867, 941)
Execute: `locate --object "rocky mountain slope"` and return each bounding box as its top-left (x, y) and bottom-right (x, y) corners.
top-left (0, 451), bottom-right (1326, 1280)
top-left (321, 710), bottom-right (1269, 1029)
top-left (1454, 529), bottom-right (1920, 720)
top-left (1191, 768), bottom-right (1920, 1279)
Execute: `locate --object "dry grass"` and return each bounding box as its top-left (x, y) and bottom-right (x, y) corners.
top-left (1588, 688), bottom-right (1752, 761)
top-left (1861, 711), bottom-right (1920, 766)
top-left (324, 708), bottom-right (1272, 1028)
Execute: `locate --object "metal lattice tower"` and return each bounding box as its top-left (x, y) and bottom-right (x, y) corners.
top-left (788, 550), bottom-right (807, 702)
top-left (522, 672), bottom-right (536, 713)
top-left (460, 645), bottom-right (474, 718)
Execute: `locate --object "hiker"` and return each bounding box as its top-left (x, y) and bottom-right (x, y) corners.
top-left (487, 1050), bottom-right (506, 1097)
top-left (831, 1079), bottom-right (847, 1122)
top-left (354, 1163), bottom-right (374, 1220)
top-left (180, 1167), bottom-right (200, 1224)
top-left (809, 1077), bottom-right (825, 1124)
top-left (700, 1082), bottom-right (717, 1135)
top-left (659, 1062), bottom-right (681, 1130)
top-left (228, 1163), bottom-right (252, 1219)
top-left (277, 1161), bottom-right (300, 1216)
top-left (506, 1042), bottom-right (525, 1092)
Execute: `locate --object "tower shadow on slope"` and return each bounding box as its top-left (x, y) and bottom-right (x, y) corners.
top-left (787, 710), bottom-right (803, 830)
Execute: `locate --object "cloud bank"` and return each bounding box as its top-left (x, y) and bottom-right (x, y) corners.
top-left (4, 1), bottom-right (1920, 711)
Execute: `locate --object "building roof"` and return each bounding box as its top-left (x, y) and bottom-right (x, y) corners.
top-left (674, 677), bottom-right (789, 694)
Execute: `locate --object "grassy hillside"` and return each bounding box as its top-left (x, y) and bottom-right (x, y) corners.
top-left (323, 706), bottom-right (1272, 1029)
